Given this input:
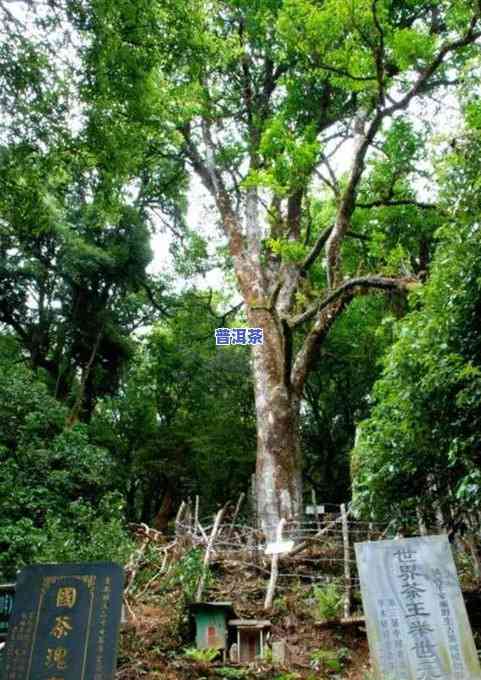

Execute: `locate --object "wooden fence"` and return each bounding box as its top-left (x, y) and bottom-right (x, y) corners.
top-left (125, 496), bottom-right (481, 620)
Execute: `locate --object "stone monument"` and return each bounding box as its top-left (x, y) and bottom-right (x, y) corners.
top-left (355, 535), bottom-right (481, 680)
top-left (1, 561), bottom-right (124, 680)
top-left (0, 584), bottom-right (15, 642)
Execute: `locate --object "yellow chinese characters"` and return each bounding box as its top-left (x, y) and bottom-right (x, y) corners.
top-left (45, 647), bottom-right (68, 670)
top-left (56, 587), bottom-right (77, 608)
top-left (50, 615), bottom-right (72, 639)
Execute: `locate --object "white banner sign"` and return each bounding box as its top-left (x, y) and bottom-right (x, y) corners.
top-left (265, 540), bottom-right (294, 555)
top-left (305, 505), bottom-right (325, 515)
top-left (355, 535), bottom-right (481, 680)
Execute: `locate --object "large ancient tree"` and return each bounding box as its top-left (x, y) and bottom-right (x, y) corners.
top-left (83, 0), bottom-right (481, 534)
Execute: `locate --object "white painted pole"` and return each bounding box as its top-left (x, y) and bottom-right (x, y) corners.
top-left (341, 503), bottom-right (351, 619)
top-left (264, 518), bottom-right (287, 610)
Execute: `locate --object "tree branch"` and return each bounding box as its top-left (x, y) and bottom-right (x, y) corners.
top-left (141, 281), bottom-right (173, 318)
top-left (289, 275), bottom-right (417, 328)
top-left (319, 152), bottom-right (341, 197)
top-left (314, 58), bottom-right (377, 82)
top-left (181, 124), bottom-right (217, 196)
top-left (355, 199), bottom-right (439, 210)
top-left (383, 13), bottom-right (481, 118)
top-left (325, 10), bottom-right (481, 288)
top-left (325, 110), bottom-right (384, 286)
top-left (290, 275), bottom-right (417, 391)
top-left (301, 224), bottom-right (333, 272)
top-left (314, 168), bottom-right (338, 196)
top-left (372, 0), bottom-right (386, 104)
top-left (0, 307), bottom-right (29, 342)
top-left (181, 122), bottom-right (246, 262)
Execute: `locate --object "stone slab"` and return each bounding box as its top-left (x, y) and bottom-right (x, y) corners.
top-left (0, 584), bottom-right (15, 642)
top-left (1, 561), bottom-right (124, 680)
top-left (355, 535), bottom-right (481, 680)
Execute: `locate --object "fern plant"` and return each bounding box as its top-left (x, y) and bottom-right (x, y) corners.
top-left (216, 668), bottom-right (248, 679)
top-left (312, 582), bottom-right (343, 620)
top-left (183, 647), bottom-right (219, 663)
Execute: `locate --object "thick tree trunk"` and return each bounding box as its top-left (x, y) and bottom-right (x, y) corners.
top-left (153, 488), bottom-right (175, 532)
top-left (250, 312), bottom-right (303, 538)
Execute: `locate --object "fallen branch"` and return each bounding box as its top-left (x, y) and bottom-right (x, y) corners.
top-left (175, 501), bottom-right (187, 537)
top-left (314, 616), bottom-right (365, 627)
top-left (123, 595), bottom-right (136, 622)
top-left (129, 523), bottom-right (168, 543)
top-left (197, 521), bottom-right (210, 545)
top-left (289, 512), bottom-right (345, 558)
top-left (227, 492), bottom-right (245, 539)
top-left (124, 525), bottom-right (150, 595)
top-left (196, 506), bottom-right (227, 602)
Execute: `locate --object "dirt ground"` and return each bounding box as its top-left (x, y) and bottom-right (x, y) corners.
top-left (115, 542), bottom-right (481, 680)
top-left (117, 602), bottom-right (371, 680)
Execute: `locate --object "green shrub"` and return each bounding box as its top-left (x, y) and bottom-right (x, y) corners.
top-left (36, 493), bottom-right (134, 565)
top-left (310, 646), bottom-right (350, 672)
top-left (312, 582), bottom-right (343, 620)
top-left (163, 548), bottom-right (210, 602)
top-left (0, 365), bottom-right (133, 579)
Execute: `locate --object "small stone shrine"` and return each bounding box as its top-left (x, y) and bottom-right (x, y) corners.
top-left (0, 584), bottom-right (15, 642)
top-left (228, 619), bottom-right (271, 663)
top-left (355, 535), bottom-right (481, 680)
top-left (2, 561), bottom-right (124, 680)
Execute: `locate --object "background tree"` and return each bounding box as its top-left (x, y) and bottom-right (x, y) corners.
top-left (302, 295), bottom-right (393, 503)
top-left (93, 292), bottom-right (256, 526)
top-left (0, 0), bottom-right (184, 421)
top-left (82, 0), bottom-right (481, 533)
top-left (0, 0), bottom-right (185, 573)
top-left (352, 103), bottom-right (481, 528)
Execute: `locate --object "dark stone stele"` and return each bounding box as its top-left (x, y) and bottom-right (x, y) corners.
top-left (0, 583), bottom-right (15, 642)
top-left (1, 561), bottom-right (124, 680)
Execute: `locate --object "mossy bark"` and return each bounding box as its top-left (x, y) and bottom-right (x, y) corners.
top-left (249, 308), bottom-right (303, 539)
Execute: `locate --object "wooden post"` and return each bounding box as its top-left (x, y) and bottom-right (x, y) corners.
top-left (175, 501), bottom-right (186, 538)
top-left (228, 492), bottom-right (245, 539)
top-left (194, 495), bottom-right (200, 535)
top-left (195, 506), bottom-right (226, 602)
top-left (251, 473), bottom-right (257, 526)
top-left (186, 498), bottom-right (193, 533)
top-left (466, 514), bottom-right (481, 579)
top-left (416, 506), bottom-right (428, 536)
top-left (468, 539), bottom-right (481, 579)
top-left (311, 489), bottom-right (321, 532)
top-left (264, 518), bottom-right (286, 610)
top-left (341, 503), bottom-right (351, 619)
